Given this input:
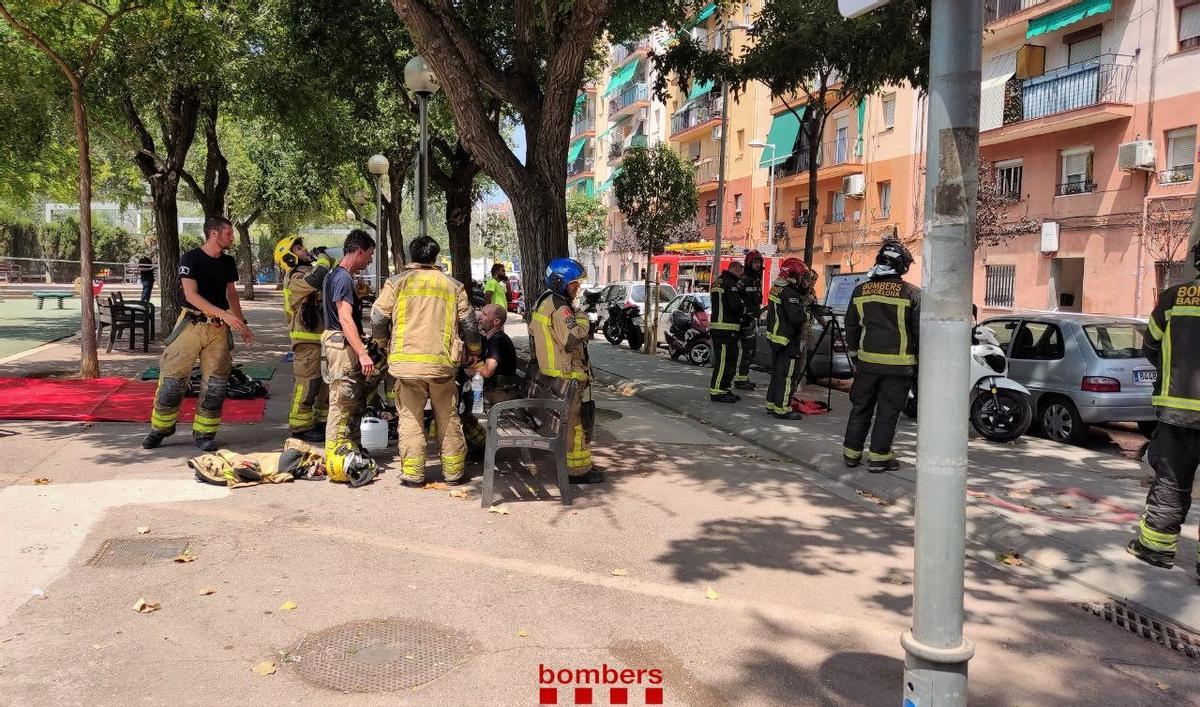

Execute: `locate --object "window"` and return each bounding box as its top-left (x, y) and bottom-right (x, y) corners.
top-left (1065, 26), bottom-right (1102, 65)
top-left (1156, 260), bottom-right (1188, 290)
top-left (733, 193), bottom-right (743, 222)
top-left (1010, 321), bottom-right (1064, 360)
top-left (834, 116), bottom-right (850, 163)
top-left (881, 94), bottom-right (896, 131)
top-left (877, 181), bottom-right (892, 218)
top-left (1164, 126), bottom-right (1196, 182)
top-left (984, 265), bottom-right (1016, 308)
top-left (830, 191), bottom-right (846, 222)
top-left (737, 129), bottom-right (745, 151)
top-left (793, 200), bottom-right (811, 227)
top-left (1059, 146), bottom-right (1094, 195)
top-left (984, 319), bottom-right (1020, 350)
top-left (1083, 324), bottom-right (1145, 360)
top-left (687, 141), bottom-right (701, 161)
top-left (1180, 2), bottom-right (1200, 51)
top-left (606, 264), bottom-right (612, 283)
top-left (705, 199), bottom-right (717, 225)
top-left (995, 159), bottom-right (1023, 199)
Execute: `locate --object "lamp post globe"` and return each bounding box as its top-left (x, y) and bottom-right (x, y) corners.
top-left (404, 55), bottom-right (440, 95)
top-left (367, 154), bottom-right (389, 177)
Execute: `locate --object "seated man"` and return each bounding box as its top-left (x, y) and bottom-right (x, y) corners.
top-left (460, 303), bottom-right (520, 455)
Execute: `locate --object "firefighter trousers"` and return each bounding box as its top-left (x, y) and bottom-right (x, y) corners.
top-left (843, 370), bottom-right (911, 462)
top-left (765, 344), bottom-right (803, 414)
top-left (322, 331), bottom-right (386, 461)
top-left (709, 335), bottom-right (740, 396)
top-left (149, 315), bottom-right (232, 440)
top-left (1135, 423), bottom-right (1200, 564)
top-left (289, 342), bottom-right (328, 434)
top-left (397, 376), bottom-right (466, 484)
top-left (734, 324), bottom-right (756, 383)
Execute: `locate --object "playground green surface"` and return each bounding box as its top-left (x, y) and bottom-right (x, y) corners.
top-left (0, 296), bottom-right (85, 360)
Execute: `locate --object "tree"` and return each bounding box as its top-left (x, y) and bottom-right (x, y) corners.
top-left (477, 210), bottom-right (517, 269)
top-left (975, 159), bottom-right (1039, 250)
top-left (614, 143), bottom-right (697, 353)
top-left (1143, 195), bottom-right (1196, 290)
top-left (656, 0), bottom-right (930, 266)
top-left (388, 0), bottom-right (691, 302)
top-left (567, 190), bottom-right (608, 280)
top-left (0, 0), bottom-right (144, 378)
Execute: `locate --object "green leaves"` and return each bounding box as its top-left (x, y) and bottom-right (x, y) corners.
top-left (613, 143), bottom-right (698, 256)
top-left (566, 191), bottom-right (608, 254)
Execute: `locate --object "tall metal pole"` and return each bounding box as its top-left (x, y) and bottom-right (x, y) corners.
top-left (418, 92), bottom-right (430, 240)
top-left (1184, 176), bottom-right (1200, 281)
top-left (710, 23), bottom-right (733, 283)
top-left (765, 144), bottom-right (778, 283)
top-left (374, 175), bottom-right (384, 292)
top-left (900, 1), bottom-right (981, 704)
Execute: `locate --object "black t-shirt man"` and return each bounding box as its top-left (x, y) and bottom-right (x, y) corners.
top-left (178, 247), bottom-right (238, 310)
top-left (323, 266), bottom-right (364, 336)
top-left (138, 256), bottom-right (154, 284)
top-left (482, 329), bottom-right (517, 377)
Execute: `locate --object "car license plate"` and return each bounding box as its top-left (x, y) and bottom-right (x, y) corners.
top-left (1134, 369), bottom-right (1158, 384)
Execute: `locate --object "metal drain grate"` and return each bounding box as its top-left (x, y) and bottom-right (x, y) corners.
top-left (294, 618), bottom-right (479, 692)
top-left (88, 537), bottom-right (193, 568)
top-left (1077, 601), bottom-right (1200, 660)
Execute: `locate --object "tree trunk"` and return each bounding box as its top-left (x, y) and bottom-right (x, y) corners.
top-left (234, 211), bottom-right (259, 301)
top-left (387, 164), bottom-right (406, 271)
top-left (803, 121), bottom-right (821, 267)
top-left (643, 246), bottom-right (655, 355)
top-left (509, 177), bottom-right (569, 315)
top-left (151, 179), bottom-right (183, 335)
top-left (446, 179), bottom-right (474, 285)
top-left (377, 200), bottom-right (390, 280)
top-left (70, 88), bottom-right (99, 379)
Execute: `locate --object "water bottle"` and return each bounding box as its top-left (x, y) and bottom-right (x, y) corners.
top-left (471, 372), bottom-right (484, 415)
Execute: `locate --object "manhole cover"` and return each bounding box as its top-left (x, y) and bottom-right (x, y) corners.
top-left (89, 537), bottom-right (193, 568)
top-left (1077, 601), bottom-right (1200, 660)
top-left (294, 618), bottom-right (479, 692)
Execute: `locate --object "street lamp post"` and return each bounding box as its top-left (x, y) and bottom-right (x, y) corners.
top-left (709, 21), bottom-right (753, 282)
top-left (405, 56), bottom-right (441, 242)
top-left (749, 139), bottom-right (778, 281)
top-left (367, 153), bottom-right (390, 292)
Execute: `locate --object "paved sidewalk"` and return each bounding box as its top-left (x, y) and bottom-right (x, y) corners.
top-left (572, 333), bottom-right (1200, 633)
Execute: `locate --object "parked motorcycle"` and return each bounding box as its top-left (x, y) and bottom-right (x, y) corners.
top-left (603, 301), bottom-right (644, 350)
top-left (581, 288), bottom-right (605, 338)
top-left (902, 323), bottom-right (1033, 443)
top-left (665, 304), bottom-right (711, 366)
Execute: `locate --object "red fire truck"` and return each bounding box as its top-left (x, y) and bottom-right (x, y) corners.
top-left (650, 242), bottom-right (778, 307)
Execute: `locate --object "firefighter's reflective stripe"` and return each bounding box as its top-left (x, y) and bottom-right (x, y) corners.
top-left (1147, 314), bottom-right (1164, 340)
top-left (443, 451), bottom-right (466, 477)
top-left (282, 283), bottom-right (323, 342)
top-left (531, 311), bottom-right (588, 380)
top-left (389, 285), bottom-right (457, 367)
top-left (708, 340), bottom-right (730, 395)
top-left (853, 295), bottom-right (917, 366)
top-left (709, 285), bottom-right (741, 331)
top-left (566, 425), bottom-right (591, 470)
top-left (765, 295), bottom-right (788, 345)
top-left (193, 414), bottom-right (220, 434)
top-left (1138, 517), bottom-right (1178, 552)
top-left (843, 447), bottom-right (863, 460)
top-left (868, 450), bottom-right (895, 461)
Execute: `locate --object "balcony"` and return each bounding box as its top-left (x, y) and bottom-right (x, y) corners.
top-left (612, 39), bottom-right (651, 66)
top-left (1159, 165), bottom-right (1195, 185)
top-left (694, 159), bottom-right (718, 186)
top-left (671, 96), bottom-right (722, 138)
top-left (775, 138), bottom-right (863, 183)
top-left (567, 156), bottom-right (595, 179)
top-left (824, 212), bottom-right (847, 225)
top-left (981, 58), bottom-right (1134, 147)
top-left (1056, 180), bottom-right (1095, 196)
top-left (571, 116), bottom-right (596, 138)
top-left (609, 82), bottom-right (649, 117)
top-left (608, 133), bottom-right (647, 163)
top-left (985, 0), bottom-right (1047, 25)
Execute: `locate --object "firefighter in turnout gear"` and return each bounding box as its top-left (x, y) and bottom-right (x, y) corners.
top-left (276, 236), bottom-right (335, 442)
top-left (529, 257), bottom-right (604, 484)
top-left (372, 235), bottom-right (480, 487)
top-left (708, 260), bottom-right (746, 403)
top-left (1127, 239), bottom-right (1200, 582)
top-left (735, 250), bottom-right (765, 390)
top-left (764, 258), bottom-right (814, 420)
top-left (143, 217), bottom-right (254, 452)
top-left (842, 240), bottom-right (920, 472)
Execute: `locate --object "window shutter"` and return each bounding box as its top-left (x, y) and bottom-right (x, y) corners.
top-left (1170, 129), bottom-right (1196, 168)
top-left (1064, 151), bottom-right (1090, 180)
top-left (1181, 4), bottom-right (1200, 41)
top-left (1068, 35), bottom-right (1102, 65)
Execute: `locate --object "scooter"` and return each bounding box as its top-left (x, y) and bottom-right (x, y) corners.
top-left (664, 305), bottom-right (711, 366)
top-left (581, 289), bottom-right (604, 338)
top-left (602, 301), bottom-right (644, 350)
top-left (902, 323), bottom-right (1033, 443)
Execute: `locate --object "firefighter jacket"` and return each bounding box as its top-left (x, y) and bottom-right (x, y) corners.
top-left (370, 263), bottom-right (480, 379)
top-left (765, 279), bottom-right (810, 356)
top-left (282, 253), bottom-right (335, 344)
top-left (709, 270), bottom-right (746, 339)
top-left (530, 291), bottom-right (591, 381)
top-left (740, 269), bottom-right (764, 324)
top-left (844, 275), bottom-right (921, 376)
top-left (1145, 279), bottom-right (1200, 429)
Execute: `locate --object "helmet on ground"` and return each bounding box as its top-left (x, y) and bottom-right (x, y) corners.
top-left (274, 236), bottom-right (305, 273)
top-left (875, 239), bottom-right (913, 275)
top-left (327, 442), bottom-right (377, 487)
top-left (779, 257), bottom-right (810, 283)
top-left (544, 257), bottom-right (586, 296)
top-left (744, 249), bottom-right (763, 266)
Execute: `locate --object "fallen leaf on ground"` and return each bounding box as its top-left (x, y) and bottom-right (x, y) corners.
top-left (279, 600), bottom-right (297, 611)
top-left (884, 571), bottom-right (912, 586)
top-left (855, 489), bottom-right (891, 506)
top-left (33, 478), bottom-right (50, 485)
top-left (488, 505), bottom-right (510, 515)
top-left (1155, 682), bottom-right (1170, 691)
top-left (251, 660), bottom-right (277, 676)
top-left (448, 487), bottom-right (469, 499)
top-left (423, 482), bottom-right (448, 490)
top-left (173, 553), bottom-right (197, 563)
top-left (997, 551), bottom-right (1025, 567)
top-left (1057, 499), bottom-right (1076, 509)
top-left (611, 568), bottom-right (628, 577)
top-left (705, 586), bottom-right (720, 600)
top-left (132, 598), bottom-right (160, 613)
top-left (516, 630), bottom-right (529, 638)
top-left (198, 586), bottom-right (217, 596)
top-left (136, 527), bottom-right (150, 535)
top-left (1008, 488), bottom-right (1034, 499)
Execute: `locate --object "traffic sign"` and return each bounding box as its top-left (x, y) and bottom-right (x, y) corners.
top-left (838, 0), bottom-right (892, 18)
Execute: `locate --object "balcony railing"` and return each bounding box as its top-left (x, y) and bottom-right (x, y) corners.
top-left (984, 0), bottom-right (1046, 24)
top-left (671, 96), bottom-right (722, 135)
top-left (609, 82), bottom-right (649, 115)
top-left (694, 159), bottom-right (718, 184)
top-left (571, 116), bottom-right (595, 137)
top-left (567, 156), bottom-right (595, 178)
top-left (612, 39), bottom-right (650, 66)
top-left (608, 133), bottom-right (648, 162)
top-left (1056, 180), bottom-right (1095, 196)
top-left (1005, 59), bottom-right (1132, 125)
top-left (774, 137), bottom-right (862, 179)
top-left (824, 212), bottom-right (847, 224)
top-left (1159, 165), bottom-right (1195, 185)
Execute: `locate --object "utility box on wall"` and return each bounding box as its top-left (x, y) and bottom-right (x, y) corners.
top-left (1041, 221), bottom-right (1059, 254)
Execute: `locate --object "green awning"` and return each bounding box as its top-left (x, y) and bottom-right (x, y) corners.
top-left (854, 99), bottom-right (866, 157)
top-left (1026, 0), bottom-right (1111, 38)
top-left (574, 93), bottom-right (587, 115)
top-left (596, 123), bottom-right (617, 141)
top-left (693, 2), bottom-right (716, 25)
top-left (759, 109), bottom-right (804, 168)
top-left (599, 167), bottom-right (623, 193)
top-left (687, 80), bottom-right (714, 101)
top-left (567, 139), bottom-right (586, 163)
top-left (604, 61), bottom-right (639, 97)
top-left (577, 178), bottom-right (595, 198)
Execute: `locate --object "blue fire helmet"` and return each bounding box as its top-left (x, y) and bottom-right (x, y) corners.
top-left (544, 257), bottom-right (586, 296)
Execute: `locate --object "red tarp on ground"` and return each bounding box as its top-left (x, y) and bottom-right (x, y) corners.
top-left (0, 377), bottom-right (266, 423)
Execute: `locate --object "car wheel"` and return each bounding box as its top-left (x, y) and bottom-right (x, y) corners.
top-left (687, 341), bottom-right (711, 366)
top-left (1137, 420), bottom-right (1158, 438)
top-left (1039, 398), bottom-right (1087, 445)
top-left (602, 320), bottom-right (623, 345)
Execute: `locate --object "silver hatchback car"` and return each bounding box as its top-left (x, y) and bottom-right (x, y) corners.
top-left (980, 312), bottom-right (1157, 444)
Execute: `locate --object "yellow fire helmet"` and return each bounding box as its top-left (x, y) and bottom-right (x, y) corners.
top-left (274, 236), bottom-right (305, 273)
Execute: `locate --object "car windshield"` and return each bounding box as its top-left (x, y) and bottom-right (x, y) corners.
top-left (631, 284), bottom-right (677, 303)
top-left (1083, 324), bottom-right (1145, 359)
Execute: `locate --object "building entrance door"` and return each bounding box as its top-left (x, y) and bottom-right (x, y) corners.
top-left (1049, 257), bottom-right (1084, 312)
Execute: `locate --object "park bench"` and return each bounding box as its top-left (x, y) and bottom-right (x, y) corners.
top-left (479, 362), bottom-right (578, 508)
top-left (31, 291), bottom-right (74, 309)
top-left (0, 262), bottom-right (19, 283)
top-left (97, 296), bottom-right (150, 353)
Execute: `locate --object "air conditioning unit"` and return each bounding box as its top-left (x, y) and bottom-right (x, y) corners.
top-left (1118, 140), bottom-right (1155, 171)
top-left (843, 174), bottom-right (866, 197)
top-left (712, 125), bottom-right (723, 141)
top-left (1041, 220), bottom-right (1059, 254)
